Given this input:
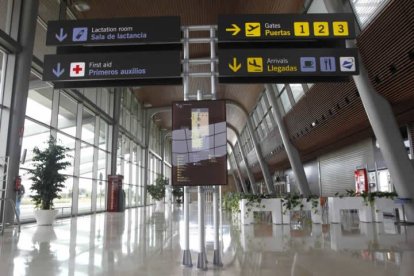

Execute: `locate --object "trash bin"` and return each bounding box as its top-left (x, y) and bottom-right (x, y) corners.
top-left (118, 189), bottom-right (126, 212)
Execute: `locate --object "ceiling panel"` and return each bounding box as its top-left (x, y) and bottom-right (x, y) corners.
top-left (74, 0), bottom-right (305, 24)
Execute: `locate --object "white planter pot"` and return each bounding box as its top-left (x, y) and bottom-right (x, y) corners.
top-left (328, 197), bottom-right (372, 223)
top-left (34, 209), bottom-right (59, 226)
top-left (155, 200), bottom-right (164, 212)
top-left (239, 198), bottom-right (283, 225)
top-left (373, 198), bottom-right (396, 222)
top-left (302, 199), bottom-right (323, 224)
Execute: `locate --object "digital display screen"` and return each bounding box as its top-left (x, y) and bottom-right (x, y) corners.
top-left (172, 100), bottom-right (227, 186)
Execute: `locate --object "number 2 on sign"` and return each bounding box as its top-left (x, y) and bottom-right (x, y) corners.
top-left (294, 22), bottom-right (310, 36)
top-left (314, 22), bottom-right (329, 36)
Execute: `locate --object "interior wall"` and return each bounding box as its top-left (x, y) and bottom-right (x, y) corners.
top-left (318, 138), bottom-right (375, 196)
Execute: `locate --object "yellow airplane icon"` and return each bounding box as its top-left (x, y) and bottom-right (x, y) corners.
top-left (245, 22), bottom-right (261, 37)
top-left (247, 57), bottom-right (263, 72)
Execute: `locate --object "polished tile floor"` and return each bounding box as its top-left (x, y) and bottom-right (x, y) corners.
top-left (0, 203), bottom-right (414, 275)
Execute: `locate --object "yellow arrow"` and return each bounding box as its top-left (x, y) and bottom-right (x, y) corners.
top-left (225, 24), bottom-right (241, 36)
top-left (228, 58), bottom-right (241, 72)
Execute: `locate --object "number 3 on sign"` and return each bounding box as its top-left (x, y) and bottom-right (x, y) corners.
top-left (333, 21), bottom-right (349, 36)
top-left (294, 22), bottom-right (310, 36)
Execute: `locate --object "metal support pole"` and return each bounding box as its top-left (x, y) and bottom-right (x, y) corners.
top-left (182, 186), bottom-right (192, 266)
top-left (212, 186), bottom-right (222, 266)
top-left (196, 89), bottom-right (208, 270)
top-left (210, 26), bottom-right (222, 267)
top-left (160, 130), bottom-right (165, 178)
top-left (181, 27), bottom-right (192, 267)
top-left (143, 110), bottom-right (151, 206)
top-left (197, 185), bottom-right (207, 270)
top-left (4, 0), bottom-right (39, 224)
top-left (265, 84), bottom-right (311, 196)
top-left (324, 0), bottom-right (414, 221)
top-left (110, 90), bottom-right (121, 175)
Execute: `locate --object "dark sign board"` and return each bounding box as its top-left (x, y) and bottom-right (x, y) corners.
top-left (218, 14), bottom-right (355, 43)
top-left (43, 50), bottom-right (182, 86)
top-left (218, 48), bottom-right (359, 83)
top-left (46, 16), bottom-right (181, 46)
top-left (172, 100), bottom-right (227, 186)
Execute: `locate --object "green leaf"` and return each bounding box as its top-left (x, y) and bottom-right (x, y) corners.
top-left (28, 136), bottom-right (70, 210)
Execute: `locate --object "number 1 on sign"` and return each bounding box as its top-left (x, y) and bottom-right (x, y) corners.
top-left (294, 22), bottom-right (310, 36)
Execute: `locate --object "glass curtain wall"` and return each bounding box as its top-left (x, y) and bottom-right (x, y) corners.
top-left (117, 89), bottom-right (147, 207)
top-left (146, 119), bottom-right (163, 204)
top-left (350, 0), bottom-right (391, 28)
top-left (18, 72), bottom-right (113, 220)
top-left (270, 83), bottom-right (309, 116)
top-left (251, 93), bottom-right (276, 141)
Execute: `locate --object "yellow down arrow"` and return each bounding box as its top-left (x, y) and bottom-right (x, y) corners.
top-left (228, 58), bottom-right (241, 72)
top-left (225, 24), bottom-right (241, 36)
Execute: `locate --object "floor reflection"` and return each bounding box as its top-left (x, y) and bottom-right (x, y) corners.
top-left (0, 203), bottom-right (413, 275)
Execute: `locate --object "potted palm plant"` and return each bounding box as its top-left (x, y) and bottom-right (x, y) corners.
top-left (147, 176), bottom-right (167, 210)
top-left (28, 136), bottom-right (70, 225)
top-left (172, 187), bottom-right (184, 204)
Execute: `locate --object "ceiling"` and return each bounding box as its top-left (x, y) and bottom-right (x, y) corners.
top-left (68, 0), bottom-right (306, 140)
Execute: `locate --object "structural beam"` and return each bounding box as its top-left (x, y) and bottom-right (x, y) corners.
top-left (227, 123), bottom-right (257, 194)
top-left (226, 100), bottom-right (274, 194)
top-left (265, 84), bottom-right (311, 196)
top-left (4, 0), bottom-right (39, 224)
top-left (324, 0), bottom-right (414, 221)
top-left (227, 142), bottom-right (247, 193)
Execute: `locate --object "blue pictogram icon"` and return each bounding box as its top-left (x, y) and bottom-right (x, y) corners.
top-left (300, 57), bottom-right (316, 72)
top-left (72, 27), bottom-right (88, 42)
top-left (340, 57), bottom-right (356, 71)
top-left (320, 57), bottom-right (336, 72)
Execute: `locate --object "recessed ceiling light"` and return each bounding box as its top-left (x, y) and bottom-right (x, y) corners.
top-left (143, 103), bottom-right (152, 108)
top-left (73, 0), bottom-right (90, 12)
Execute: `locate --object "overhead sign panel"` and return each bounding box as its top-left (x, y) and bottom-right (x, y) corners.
top-left (218, 14), bottom-right (355, 42)
top-left (46, 16), bottom-right (181, 46)
top-left (219, 48), bottom-right (359, 83)
top-left (172, 100), bottom-right (227, 186)
top-left (43, 50), bottom-right (182, 84)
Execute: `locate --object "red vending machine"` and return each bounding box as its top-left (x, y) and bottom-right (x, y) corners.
top-left (107, 175), bottom-right (123, 212)
top-left (355, 169), bottom-right (368, 194)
